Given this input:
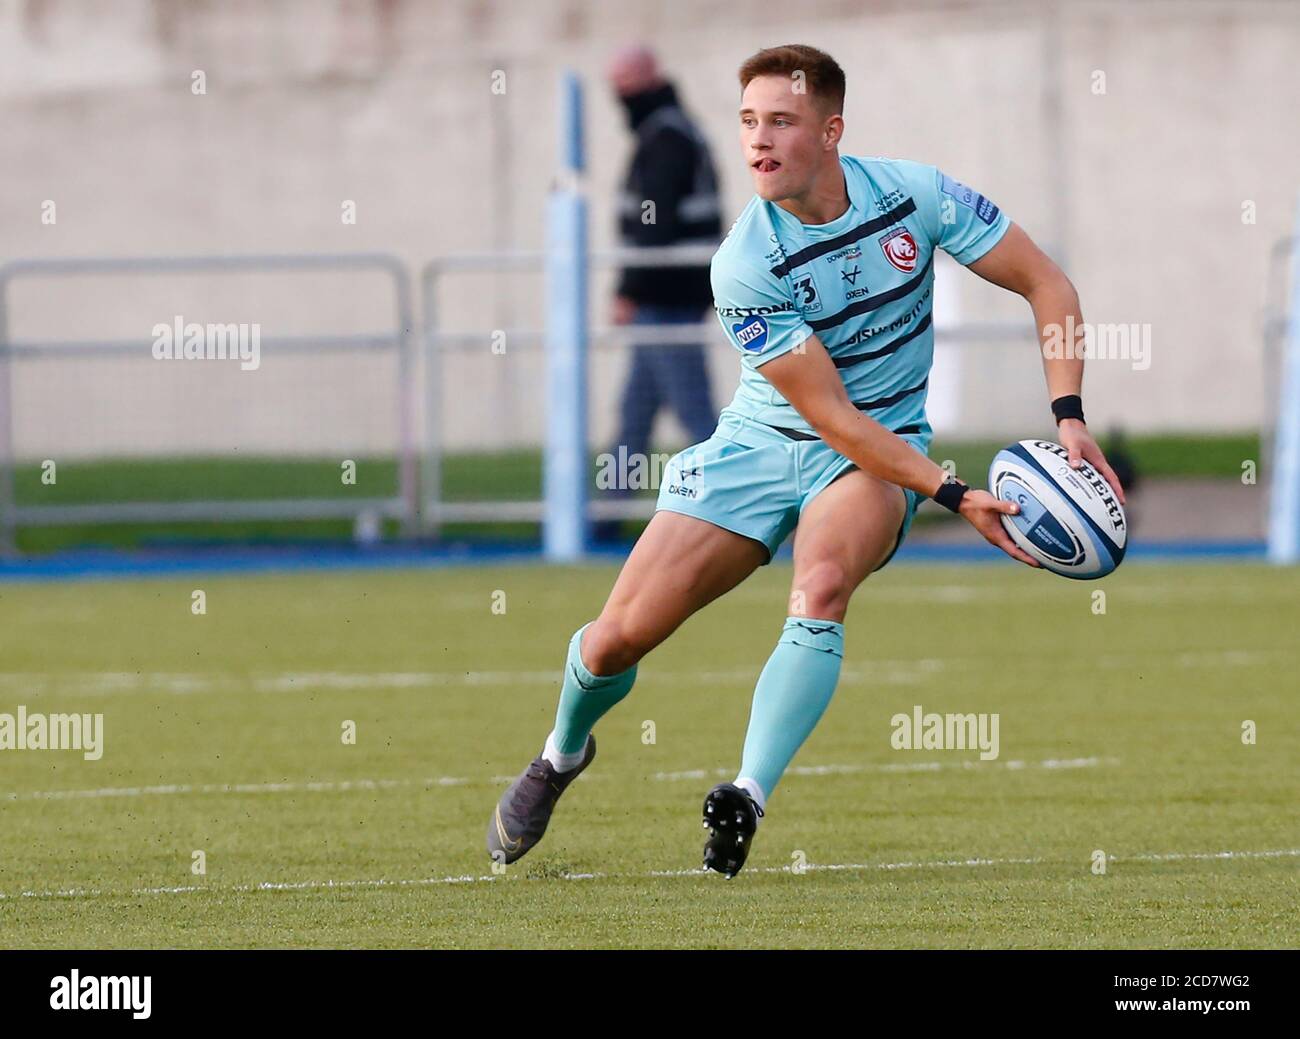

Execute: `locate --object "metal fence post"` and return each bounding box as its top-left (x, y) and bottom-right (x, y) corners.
top-left (543, 71), bottom-right (589, 562)
top-left (391, 258), bottom-right (418, 539)
top-left (1268, 210), bottom-right (1300, 564)
top-left (0, 272), bottom-right (15, 556)
top-left (420, 262), bottom-right (443, 538)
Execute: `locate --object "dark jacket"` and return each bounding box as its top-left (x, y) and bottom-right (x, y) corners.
top-left (616, 82), bottom-right (721, 309)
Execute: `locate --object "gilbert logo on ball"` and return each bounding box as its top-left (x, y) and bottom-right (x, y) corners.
top-left (987, 440), bottom-right (1127, 579)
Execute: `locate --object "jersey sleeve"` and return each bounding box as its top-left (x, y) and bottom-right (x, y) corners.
top-left (710, 251), bottom-right (813, 368)
top-left (910, 163), bottom-right (1011, 265)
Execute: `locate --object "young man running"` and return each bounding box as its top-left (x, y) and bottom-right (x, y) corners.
top-left (487, 44), bottom-right (1125, 878)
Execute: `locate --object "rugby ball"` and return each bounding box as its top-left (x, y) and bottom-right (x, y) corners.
top-left (987, 439), bottom-right (1127, 579)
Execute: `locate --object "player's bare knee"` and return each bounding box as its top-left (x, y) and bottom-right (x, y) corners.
top-left (791, 560), bottom-right (853, 619)
top-left (581, 616), bottom-right (643, 676)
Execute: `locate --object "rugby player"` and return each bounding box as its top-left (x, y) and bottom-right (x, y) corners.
top-left (488, 44), bottom-right (1126, 877)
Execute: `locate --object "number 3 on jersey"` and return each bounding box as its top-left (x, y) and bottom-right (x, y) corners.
top-left (792, 275), bottom-right (822, 315)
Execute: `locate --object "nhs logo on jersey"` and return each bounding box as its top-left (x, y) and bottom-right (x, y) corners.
top-left (731, 316), bottom-right (769, 352)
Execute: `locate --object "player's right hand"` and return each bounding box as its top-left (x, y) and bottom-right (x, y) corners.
top-left (957, 489), bottom-right (1040, 568)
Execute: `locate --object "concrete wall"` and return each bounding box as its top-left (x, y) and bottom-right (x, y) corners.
top-left (1, 0), bottom-right (1296, 457)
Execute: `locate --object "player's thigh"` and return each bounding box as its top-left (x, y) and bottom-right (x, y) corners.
top-left (789, 469), bottom-right (907, 620)
top-left (586, 509), bottom-right (767, 673)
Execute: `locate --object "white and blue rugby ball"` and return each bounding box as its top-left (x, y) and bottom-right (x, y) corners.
top-left (988, 439), bottom-right (1127, 579)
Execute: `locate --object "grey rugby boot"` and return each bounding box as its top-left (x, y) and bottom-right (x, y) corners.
top-left (486, 734), bottom-right (596, 865)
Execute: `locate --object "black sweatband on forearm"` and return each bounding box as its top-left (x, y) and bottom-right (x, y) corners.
top-left (933, 479), bottom-right (969, 514)
top-left (1051, 394), bottom-right (1085, 425)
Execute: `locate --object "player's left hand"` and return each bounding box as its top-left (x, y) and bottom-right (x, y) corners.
top-left (957, 489), bottom-right (1041, 568)
top-left (1057, 419), bottom-right (1127, 506)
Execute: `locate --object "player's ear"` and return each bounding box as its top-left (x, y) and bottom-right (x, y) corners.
top-left (823, 112), bottom-right (844, 150)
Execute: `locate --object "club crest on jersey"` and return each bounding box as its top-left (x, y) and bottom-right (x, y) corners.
top-left (879, 227), bottom-right (918, 273)
top-left (731, 315), bottom-right (769, 352)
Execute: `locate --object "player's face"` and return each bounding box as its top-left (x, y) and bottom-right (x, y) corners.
top-left (739, 75), bottom-right (832, 202)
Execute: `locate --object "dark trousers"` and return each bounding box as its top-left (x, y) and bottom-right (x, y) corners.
top-left (612, 304), bottom-right (717, 469)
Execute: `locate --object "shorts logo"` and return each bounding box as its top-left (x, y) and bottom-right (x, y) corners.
top-left (731, 316), bottom-right (769, 352)
top-left (666, 460), bottom-right (703, 500)
top-left (879, 227), bottom-right (918, 273)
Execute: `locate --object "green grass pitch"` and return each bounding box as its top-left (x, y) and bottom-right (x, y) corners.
top-left (0, 560), bottom-right (1296, 948)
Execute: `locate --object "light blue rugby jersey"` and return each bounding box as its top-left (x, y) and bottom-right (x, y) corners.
top-left (710, 155), bottom-right (1010, 436)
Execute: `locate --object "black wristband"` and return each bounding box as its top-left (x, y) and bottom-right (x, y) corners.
top-left (1051, 394), bottom-right (1085, 425)
top-left (933, 478), bottom-right (969, 514)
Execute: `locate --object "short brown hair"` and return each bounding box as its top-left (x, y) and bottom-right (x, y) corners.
top-left (738, 44), bottom-right (846, 114)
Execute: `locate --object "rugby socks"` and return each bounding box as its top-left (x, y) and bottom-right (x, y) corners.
top-left (542, 731), bottom-right (587, 773)
top-left (734, 777), bottom-right (768, 816)
top-left (545, 621), bottom-right (638, 769)
top-left (736, 617), bottom-right (845, 813)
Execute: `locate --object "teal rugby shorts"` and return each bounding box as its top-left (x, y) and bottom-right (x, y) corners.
top-left (653, 410), bottom-right (930, 567)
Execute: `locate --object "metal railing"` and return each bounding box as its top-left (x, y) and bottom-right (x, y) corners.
top-left (419, 243), bottom-right (729, 531)
top-left (0, 253), bottom-right (417, 552)
top-left (0, 239), bottom-right (1105, 551)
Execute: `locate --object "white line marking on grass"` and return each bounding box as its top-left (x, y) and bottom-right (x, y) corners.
top-left (255, 672), bottom-right (565, 692)
top-left (0, 647), bottom-right (1278, 699)
top-left (1119, 848), bottom-right (1300, 864)
top-left (3, 776), bottom-right (471, 802)
top-left (0, 663), bottom-right (949, 698)
top-left (647, 856), bottom-right (1049, 877)
top-left (0, 672), bottom-right (569, 696)
top-left (4, 756), bottom-right (1117, 802)
top-left (652, 756), bottom-right (1117, 781)
top-left (4, 848), bottom-right (1296, 901)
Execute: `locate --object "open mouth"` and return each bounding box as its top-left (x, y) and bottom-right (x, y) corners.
top-left (752, 158), bottom-right (781, 174)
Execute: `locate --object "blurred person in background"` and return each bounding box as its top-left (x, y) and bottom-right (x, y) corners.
top-left (594, 45), bottom-right (723, 542)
